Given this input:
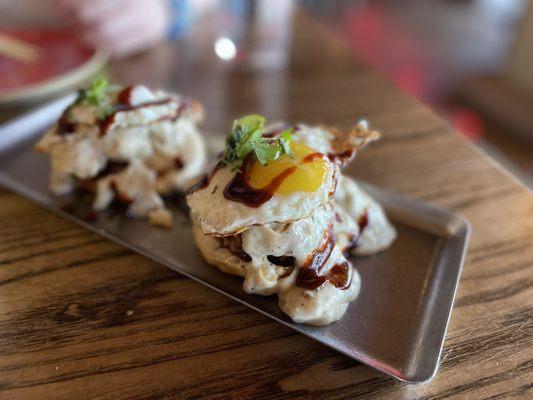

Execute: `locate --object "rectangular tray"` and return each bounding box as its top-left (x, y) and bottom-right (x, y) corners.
top-left (0, 97), bottom-right (470, 383)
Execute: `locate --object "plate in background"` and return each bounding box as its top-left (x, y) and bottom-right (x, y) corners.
top-left (0, 28), bottom-right (107, 106)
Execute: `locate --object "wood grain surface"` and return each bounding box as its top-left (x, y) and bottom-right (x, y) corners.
top-left (0, 12), bottom-right (532, 400)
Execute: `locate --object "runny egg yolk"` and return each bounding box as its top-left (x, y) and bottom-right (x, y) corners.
top-left (248, 142), bottom-right (329, 194)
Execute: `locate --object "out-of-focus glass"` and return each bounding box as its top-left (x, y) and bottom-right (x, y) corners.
top-left (213, 0), bottom-right (294, 71)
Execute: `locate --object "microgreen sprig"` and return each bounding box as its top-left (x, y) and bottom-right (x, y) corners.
top-left (77, 74), bottom-right (115, 121)
top-left (80, 74), bottom-right (108, 107)
top-left (223, 115), bottom-right (294, 170)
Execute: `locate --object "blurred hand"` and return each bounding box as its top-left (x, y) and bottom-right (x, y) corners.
top-left (56, 0), bottom-right (171, 57)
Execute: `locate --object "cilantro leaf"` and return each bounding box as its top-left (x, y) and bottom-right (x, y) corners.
top-left (278, 128), bottom-right (294, 157)
top-left (80, 74), bottom-right (108, 107)
top-left (250, 139), bottom-right (274, 165)
top-left (223, 115), bottom-right (294, 170)
top-left (279, 128), bottom-right (293, 142)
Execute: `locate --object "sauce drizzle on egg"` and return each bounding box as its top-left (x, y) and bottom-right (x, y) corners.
top-left (223, 160), bottom-right (297, 208)
top-left (223, 142), bottom-right (330, 207)
top-left (302, 152), bottom-right (324, 163)
top-left (187, 161), bottom-right (224, 193)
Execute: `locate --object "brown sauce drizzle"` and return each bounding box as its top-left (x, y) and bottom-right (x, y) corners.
top-left (189, 146), bottom-right (327, 208)
top-left (154, 158), bottom-right (184, 177)
top-left (98, 98), bottom-right (172, 135)
top-left (56, 86), bottom-right (189, 136)
top-left (296, 228), bottom-right (351, 290)
top-left (56, 90), bottom-right (86, 135)
top-left (218, 235), bottom-right (252, 263)
top-left (117, 85), bottom-right (135, 105)
top-left (187, 161), bottom-right (224, 194)
top-left (344, 209), bottom-right (369, 255)
top-left (99, 86), bottom-right (184, 135)
top-left (98, 114), bottom-right (116, 135)
top-left (223, 158), bottom-right (297, 208)
top-left (96, 161), bottom-right (129, 178)
top-left (56, 110), bottom-right (76, 135)
top-left (328, 149), bottom-right (355, 165)
top-left (267, 255), bottom-right (296, 267)
top-left (176, 100), bottom-right (191, 117)
top-left (268, 256), bottom-right (296, 279)
top-left (302, 152), bottom-right (324, 163)
top-left (223, 149), bottom-right (326, 207)
top-left (77, 161), bottom-right (128, 192)
top-left (327, 261), bottom-right (351, 289)
top-left (358, 210), bottom-right (369, 232)
top-left (189, 147), bottom-right (329, 210)
top-left (110, 181), bottom-right (133, 205)
top-left (174, 158), bottom-right (184, 170)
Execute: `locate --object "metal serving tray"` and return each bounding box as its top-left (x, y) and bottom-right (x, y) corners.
top-left (0, 97), bottom-right (470, 383)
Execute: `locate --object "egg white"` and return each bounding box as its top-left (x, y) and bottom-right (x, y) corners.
top-left (187, 159), bottom-right (338, 236)
top-left (292, 121), bottom-right (380, 167)
top-left (191, 120), bottom-right (395, 326)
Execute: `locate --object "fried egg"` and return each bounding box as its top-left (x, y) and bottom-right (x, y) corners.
top-left (292, 120), bottom-right (380, 167)
top-left (187, 141), bottom-right (338, 235)
top-left (189, 116), bottom-right (395, 325)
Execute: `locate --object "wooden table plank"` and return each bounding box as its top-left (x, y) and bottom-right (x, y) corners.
top-left (0, 12), bottom-right (531, 400)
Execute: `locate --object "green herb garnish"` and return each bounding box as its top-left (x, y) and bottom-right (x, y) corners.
top-left (80, 74), bottom-right (108, 107)
top-left (77, 74), bottom-right (115, 121)
top-left (223, 115), bottom-right (294, 170)
top-left (96, 105), bottom-right (114, 120)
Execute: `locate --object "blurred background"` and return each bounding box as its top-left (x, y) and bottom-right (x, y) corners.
top-left (303, 0), bottom-right (533, 188)
top-left (1, 0), bottom-right (532, 187)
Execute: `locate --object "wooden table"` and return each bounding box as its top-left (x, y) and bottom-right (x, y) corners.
top-left (1, 12), bottom-right (532, 400)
